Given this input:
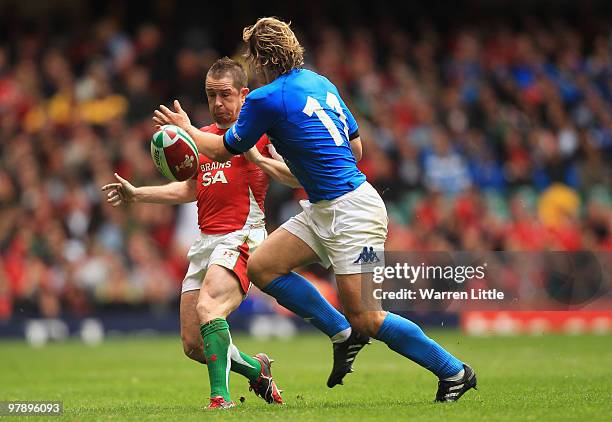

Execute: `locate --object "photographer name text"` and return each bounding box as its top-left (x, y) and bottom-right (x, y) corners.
top-left (373, 288), bottom-right (504, 301)
top-left (371, 262), bottom-right (504, 301)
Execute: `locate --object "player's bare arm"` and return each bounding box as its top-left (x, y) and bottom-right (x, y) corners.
top-left (101, 173), bottom-right (196, 206)
top-left (244, 147), bottom-right (301, 188)
top-left (350, 136), bottom-right (362, 162)
top-left (154, 100), bottom-right (233, 163)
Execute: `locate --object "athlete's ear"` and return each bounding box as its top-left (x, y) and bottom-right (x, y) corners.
top-left (240, 87), bottom-right (249, 100)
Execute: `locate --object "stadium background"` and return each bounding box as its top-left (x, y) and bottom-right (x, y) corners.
top-left (0, 0), bottom-right (611, 342)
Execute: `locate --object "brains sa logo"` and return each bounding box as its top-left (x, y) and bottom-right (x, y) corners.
top-left (353, 247), bottom-right (380, 264)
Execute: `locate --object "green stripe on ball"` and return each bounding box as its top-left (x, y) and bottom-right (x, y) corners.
top-left (178, 127), bottom-right (199, 155)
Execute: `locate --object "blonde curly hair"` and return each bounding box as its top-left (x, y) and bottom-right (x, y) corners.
top-left (243, 17), bottom-right (304, 76)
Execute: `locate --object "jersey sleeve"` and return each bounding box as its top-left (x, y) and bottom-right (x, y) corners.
top-left (224, 91), bottom-right (279, 154)
top-left (338, 94), bottom-right (359, 139)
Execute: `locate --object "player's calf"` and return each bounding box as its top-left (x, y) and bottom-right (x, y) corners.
top-left (182, 337), bottom-right (206, 364)
top-left (180, 291), bottom-right (207, 364)
top-left (344, 310), bottom-right (387, 338)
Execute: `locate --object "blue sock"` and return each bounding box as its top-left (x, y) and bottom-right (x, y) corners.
top-left (262, 272), bottom-right (351, 341)
top-left (375, 312), bottom-right (463, 379)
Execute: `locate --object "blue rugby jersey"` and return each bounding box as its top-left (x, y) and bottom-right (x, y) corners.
top-left (224, 68), bottom-right (366, 202)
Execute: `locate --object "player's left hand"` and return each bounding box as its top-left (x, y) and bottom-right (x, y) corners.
top-left (153, 100), bottom-right (191, 130)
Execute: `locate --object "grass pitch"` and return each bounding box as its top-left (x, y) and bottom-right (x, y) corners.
top-left (1, 331), bottom-right (611, 421)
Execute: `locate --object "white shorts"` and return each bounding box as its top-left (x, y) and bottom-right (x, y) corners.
top-left (281, 181), bottom-right (388, 274)
top-left (181, 227), bottom-right (267, 294)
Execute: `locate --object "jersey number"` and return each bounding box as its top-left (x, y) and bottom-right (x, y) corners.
top-left (302, 92), bottom-right (349, 146)
top-left (202, 171), bottom-right (228, 186)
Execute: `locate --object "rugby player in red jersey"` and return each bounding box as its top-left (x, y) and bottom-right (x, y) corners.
top-left (102, 57), bottom-right (297, 409)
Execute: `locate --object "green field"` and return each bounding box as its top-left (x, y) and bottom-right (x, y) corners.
top-left (1, 332), bottom-right (611, 421)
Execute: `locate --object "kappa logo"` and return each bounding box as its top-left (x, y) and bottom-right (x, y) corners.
top-left (353, 247), bottom-right (380, 264)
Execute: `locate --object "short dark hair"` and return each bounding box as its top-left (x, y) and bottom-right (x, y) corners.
top-left (206, 57), bottom-right (248, 90)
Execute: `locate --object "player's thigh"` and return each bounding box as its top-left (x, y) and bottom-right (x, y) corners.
top-left (180, 290), bottom-right (203, 351)
top-left (196, 264), bottom-right (244, 323)
top-left (322, 185), bottom-right (388, 275)
top-left (247, 227), bottom-right (320, 288)
top-left (336, 272), bottom-right (386, 337)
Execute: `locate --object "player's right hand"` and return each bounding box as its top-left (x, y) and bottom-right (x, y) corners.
top-left (101, 173), bottom-right (137, 206)
top-left (153, 100), bottom-right (191, 130)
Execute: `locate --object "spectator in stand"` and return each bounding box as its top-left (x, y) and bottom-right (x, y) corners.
top-left (0, 9), bottom-right (611, 320)
top-left (422, 128), bottom-right (472, 195)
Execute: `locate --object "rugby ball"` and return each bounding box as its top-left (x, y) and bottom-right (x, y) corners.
top-left (150, 125), bottom-right (199, 181)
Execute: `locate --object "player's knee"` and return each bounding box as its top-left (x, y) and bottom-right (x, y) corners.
top-left (195, 296), bottom-right (229, 323)
top-left (195, 300), bottom-right (215, 323)
top-left (347, 311), bottom-right (386, 337)
top-left (247, 251), bottom-right (290, 288)
top-left (246, 254), bottom-right (268, 287)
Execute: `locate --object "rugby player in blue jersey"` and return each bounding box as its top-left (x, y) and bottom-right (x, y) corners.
top-left (154, 17), bottom-right (476, 402)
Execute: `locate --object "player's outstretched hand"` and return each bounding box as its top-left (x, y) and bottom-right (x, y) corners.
top-left (153, 100), bottom-right (191, 130)
top-left (101, 173), bottom-right (137, 206)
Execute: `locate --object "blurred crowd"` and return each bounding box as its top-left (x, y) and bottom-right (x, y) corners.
top-left (1, 9), bottom-right (611, 320)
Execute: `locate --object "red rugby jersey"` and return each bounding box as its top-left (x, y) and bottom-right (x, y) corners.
top-left (193, 124), bottom-right (271, 234)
